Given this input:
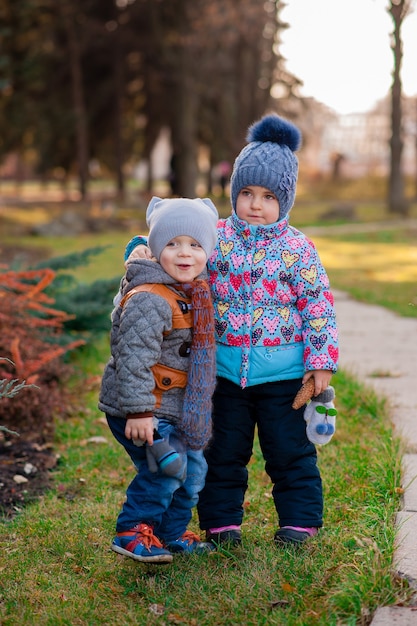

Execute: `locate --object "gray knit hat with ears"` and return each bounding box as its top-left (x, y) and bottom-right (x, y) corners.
top-left (230, 114), bottom-right (302, 221)
top-left (146, 196), bottom-right (219, 261)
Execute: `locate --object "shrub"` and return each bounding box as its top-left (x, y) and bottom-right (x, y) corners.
top-left (0, 267), bottom-right (84, 441)
top-left (34, 247), bottom-right (121, 337)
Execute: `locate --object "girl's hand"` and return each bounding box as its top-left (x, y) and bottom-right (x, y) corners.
top-left (302, 370), bottom-right (332, 396)
top-left (125, 244), bottom-right (153, 266)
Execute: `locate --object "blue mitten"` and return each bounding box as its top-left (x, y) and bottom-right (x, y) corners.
top-left (304, 386), bottom-right (337, 445)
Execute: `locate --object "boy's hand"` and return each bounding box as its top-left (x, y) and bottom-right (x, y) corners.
top-left (125, 416), bottom-right (154, 445)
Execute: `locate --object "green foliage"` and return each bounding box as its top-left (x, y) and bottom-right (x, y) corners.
top-left (34, 246), bottom-right (111, 273)
top-left (55, 276), bottom-right (121, 334)
top-left (32, 246), bottom-right (121, 337)
top-left (0, 375), bottom-right (32, 401)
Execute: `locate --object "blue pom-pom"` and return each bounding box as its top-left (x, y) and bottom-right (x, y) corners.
top-left (316, 423), bottom-right (335, 436)
top-left (247, 114), bottom-right (301, 152)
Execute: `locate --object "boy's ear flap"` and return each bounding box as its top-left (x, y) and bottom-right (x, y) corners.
top-left (146, 196), bottom-right (163, 224)
top-left (201, 197), bottom-right (219, 218)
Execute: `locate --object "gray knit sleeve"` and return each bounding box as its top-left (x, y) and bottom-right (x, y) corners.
top-left (116, 292), bottom-right (172, 415)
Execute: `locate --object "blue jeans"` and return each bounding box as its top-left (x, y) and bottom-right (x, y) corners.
top-left (106, 415), bottom-right (207, 541)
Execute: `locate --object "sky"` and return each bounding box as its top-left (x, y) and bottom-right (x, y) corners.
top-left (280, 0), bottom-right (417, 115)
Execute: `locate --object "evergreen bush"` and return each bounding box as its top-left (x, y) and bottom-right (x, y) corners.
top-left (34, 247), bottom-right (120, 337)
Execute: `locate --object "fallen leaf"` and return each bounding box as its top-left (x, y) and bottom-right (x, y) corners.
top-left (167, 613), bottom-right (189, 623)
top-left (149, 603), bottom-right (165, 616)
top-left (86, 436), bottom-right (108, 444)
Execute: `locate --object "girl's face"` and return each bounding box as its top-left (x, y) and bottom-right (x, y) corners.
top-left (159, 235), bottom-right (207, 282)
top-left (236, 185), bottom-right (280, 225)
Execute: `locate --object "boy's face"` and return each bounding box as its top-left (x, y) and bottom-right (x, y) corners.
top-left (236, 185), bottom-right (279, 225)
top-left (159, 236), bottom-right (207, 282)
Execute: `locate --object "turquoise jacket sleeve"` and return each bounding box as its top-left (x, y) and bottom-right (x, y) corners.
top-left (124, 236), bottom-right (148, 261)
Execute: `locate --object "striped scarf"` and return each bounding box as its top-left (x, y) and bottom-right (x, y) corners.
top-left (175, 279), bottom-right (216, 450)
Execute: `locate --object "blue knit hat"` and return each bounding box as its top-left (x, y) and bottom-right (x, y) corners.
top-left (230, 114), bottom-right (302, 220)
top-left (146, 196), bottom-right (218, 261)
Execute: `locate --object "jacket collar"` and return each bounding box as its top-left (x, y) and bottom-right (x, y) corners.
top-left (229, 211), bottom-right (289, 240)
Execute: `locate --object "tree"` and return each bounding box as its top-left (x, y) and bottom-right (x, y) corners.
top-left (0, 0), bottom-right (299, 198)
top-left (59, 2), bottom-right (90, 199)
top-left (387, 0), bottom-right (414, 216)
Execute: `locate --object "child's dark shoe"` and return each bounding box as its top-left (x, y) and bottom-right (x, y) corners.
top-left (274, 526), bottom-right (318, 545)
top-left (112, 523), bottom-right (173, 563)
top-left (206, 529), bottom-right (242, 547)
top-left (165, 530), bottom-right (215, 554)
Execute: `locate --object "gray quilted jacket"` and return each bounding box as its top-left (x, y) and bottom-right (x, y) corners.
top-left (98, 259), bottom-right (205, 423)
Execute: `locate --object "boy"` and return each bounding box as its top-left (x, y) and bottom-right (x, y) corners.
top-left (99, 196), bottom-right (218, 562)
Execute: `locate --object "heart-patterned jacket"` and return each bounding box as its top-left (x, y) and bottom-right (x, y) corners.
top-left (207, 212), bottom-right (338, 389)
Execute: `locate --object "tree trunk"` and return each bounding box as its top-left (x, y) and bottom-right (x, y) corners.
top-left (62, 5), bottom-right (89, 200)
top-left (388, 0), bottom-right (409, 216)
top-left (113, 39), bottom-right (125, 201)
top-left (415, 97), bottom-right (417, 200)
top-left (169, 50), bottom-right (199, 198)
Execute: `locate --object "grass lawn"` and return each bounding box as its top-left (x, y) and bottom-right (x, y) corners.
top-left (0, 356), bottom-right (411, 625)
top-left (1, 195), bottom-right (416, 623)
top-left (313, 230), bottom-right (417, 318)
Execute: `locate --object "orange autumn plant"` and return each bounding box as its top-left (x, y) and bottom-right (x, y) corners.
top-left (0, 268), bottom-right (84, 384)
top-left (0, 267), bottom-right (85, 439)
